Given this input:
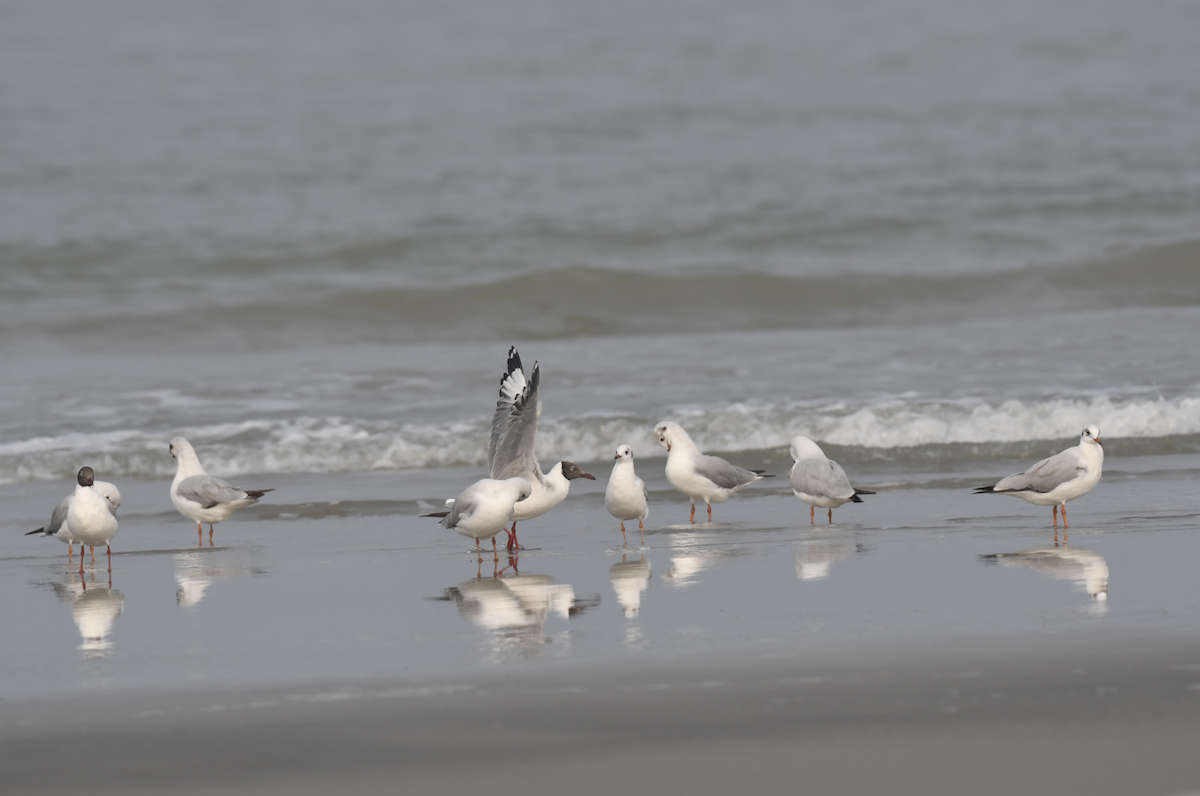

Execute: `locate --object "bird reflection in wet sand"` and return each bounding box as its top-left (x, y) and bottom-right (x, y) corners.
top-left (981, 546), bottom-right (1109, 603)
top-left (610, 553), bottom-right (651, 617)
top-left (662, 532), bottom-right (739, 588)
top-left (437, 567), bottom-right (598, 660)
top-left (793, 541), bottom-right (866, 581)
top-left (173, 551), bottom-right (260, 608)
top-left (51, 574), bottom-right (124, 657)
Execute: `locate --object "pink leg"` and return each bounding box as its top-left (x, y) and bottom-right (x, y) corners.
top-left (1061, 503), bottom-right (1069, 529)
top-left (620, 521), bottom-right (627, 545)
top-left (1053, 504), bottom-right (1058, 527)
top-left (505, 521), bottom-right (522, 551)
top-left (707, 503), bottom-right (712, 522)
top-left (638, 518), bottom-right (645, 545)
top-left (107, 545), bottom-right (111, 572)
top-left (690, 503), bottom-right (696, 524)
top-left (828, 508), bottom-right (833, 524)
top-left (198, 522), bottom-right (203, 546)
top-left (208, 524), bottom-right (214, 546)
top-left (810, 505), bottom-right (815, 525)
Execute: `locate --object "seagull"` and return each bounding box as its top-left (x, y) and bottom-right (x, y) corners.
top-left (63, 467), bottom-right (119, 574)
top-left (974, 425), bottom-right (1103, 528)
top-left (423, 477), bottom-right (532, 556)
top-left (488, 347), bottom-right (595, 550)
top-left (653, 421), bottom-right (771, 523)
top-left (788, 436), bottom-right (875, 524)
top-left (26, 477), bottom-right (121, 563)
top-left (605, 444), bottom-right (649, 545)
top-left (169, 437), bottom-right (274, 546)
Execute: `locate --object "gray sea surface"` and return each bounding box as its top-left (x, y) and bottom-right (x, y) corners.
top-left (2, 1), bottom-right (1200, 791)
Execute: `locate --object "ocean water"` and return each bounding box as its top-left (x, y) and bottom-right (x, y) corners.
top-left (2, 0), bottom-right (1200, 702)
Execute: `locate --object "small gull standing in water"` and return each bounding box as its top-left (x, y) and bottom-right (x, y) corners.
top-left (423, 477), bottom-right (532, 557)
top-left (488, 347), bottom-right (595, 549)
top-left (605, 444), bottom-right (649, 545)
top-left (169, 437), bottom-right (274, 546)
top-left (64, 467), bottom-right (119, 574)
top-left (26, 476), bottom-right (121, 563)
top-left (974, 425), bottom-right (1103, 528)
top-left (787, 436), bottom-right (875, 524)
top-left (654, 421), bottom-right (771, 523)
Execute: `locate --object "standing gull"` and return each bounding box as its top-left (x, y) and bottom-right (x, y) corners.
top-left (488, 347), bottom-right (595, 550)
top-left (169, 437), bottom-right (274, 546)
top-left (653, 421), bottom-right (771, 523)
top-left (423, 477), bottom-right (532, 556)
top-left (65, 467), bottom-right (119, 574)
top-left (974, 425), bottom-right (1103, 528)
top-left (26, 477), bottom-right (121, 563)
top-left (605, 444), bottom-right (649, 545)
top-left (788, 436), bottom-right (875, 524)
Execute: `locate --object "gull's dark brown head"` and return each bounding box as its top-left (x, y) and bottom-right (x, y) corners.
top-left (561, 462), bottom-right (595, 481)
top-left (77, 466), bottom-right (95, 487)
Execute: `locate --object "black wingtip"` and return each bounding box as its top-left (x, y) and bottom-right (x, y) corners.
top-left (421, 511), bottom-right (451, 519)
top-left (506, 347), bottom-right (523, 376)
top-left (244, 489), bottom-right (274, 500)
top-left (752, 470), bottom-right (774, 477)
top-left (849, 494), bottom-right (863, 503)
top-left (25, 527), bottom-right (45, 536)
top-left (972, 486), bottom-right (996, 494)
top-left (854, 489), bottom-right (876, 496)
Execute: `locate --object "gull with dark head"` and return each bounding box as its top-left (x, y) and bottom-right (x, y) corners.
top-left (64, 467), bottom-right (119, 574)
top-left (788, 436), bottom-right (875, 524)
top-left (488, 347), bottom-right (595, 549)
top-left (169, 437), bottom-right (274, 546)
top-left (423, 477), bottom-right (532, 556)
top-left (605, 444), bottom-right (649, 545)
top-left (27, 474), bottom-right (121, 564)
top-left (974, 425), bottom-right (1104, 528)
top-left (653, 421), bottom-right (770, 523)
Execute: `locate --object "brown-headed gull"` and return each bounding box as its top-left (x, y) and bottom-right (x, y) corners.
top-left (63, 467), bottom-right (119, 574)
top-left (489, 347), bottom-right (594, 550)
top-left (605, 444), bottom-right (649, 545)
top-left (653, 421), bottom-right (771, 523)
top-left (974, 425), bottom-right (1103, 528)
top-left (169, 437), bottom-right (273, 546)
top-left (26, 475), bottom-right (121, 564)
top-left (788, 436), bottom-right (875, 524)
top-left (423, 476), bottom-right (532, 556)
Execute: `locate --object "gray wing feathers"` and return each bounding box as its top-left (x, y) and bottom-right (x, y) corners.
top-left (695, 455), bottom-right (762, 490)
top-left (994, 450), bottom-right (1086, 494)
top-left (176, 475), bottom-right (247, 508)
top-left (48, 495), bottom-right (72, 534)
top-left (489, 364), bottom-right (544, 484)
top-left (790, 459), bottom-right (855, 500)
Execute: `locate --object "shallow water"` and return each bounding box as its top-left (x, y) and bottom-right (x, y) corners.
top-left (4, 452), bottom-right (1199, 702)
top-left (2, 0), bottom-right (1200, 732)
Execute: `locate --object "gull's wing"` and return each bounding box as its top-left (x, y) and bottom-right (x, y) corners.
top-left (48, 494), bottom-right (72, 534)
top-left (993, 447), bottom-right (1087, 494)
top-left (175, 474), bottom-right (246, 508)
top-left (694, 454), bottom-right (764, 490)
top-left (489, 347), bottom-right (527, 469)
top-left (789, 459), bottom-right (855, 501)
top-left (489, 359), bottom-right (544, 484)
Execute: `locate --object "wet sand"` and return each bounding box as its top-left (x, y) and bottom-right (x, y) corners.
top-left (3, 451), bottom-right (1200, 794)
top-left (4, 633), bottom-right (1200, 796)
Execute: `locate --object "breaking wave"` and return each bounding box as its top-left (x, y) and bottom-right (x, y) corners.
top-left (2, 395), bottom-right (1198, 482)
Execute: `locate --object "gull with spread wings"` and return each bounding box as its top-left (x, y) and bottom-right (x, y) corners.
top-left (489, 347), bottom-right (595, 550)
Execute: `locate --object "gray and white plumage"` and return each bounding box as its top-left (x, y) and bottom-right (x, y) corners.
top-left (788, 436), bottom-right (874, 523)
top-left (65, 467), bottom-right (119, 570)
top-left (605, 444), bottom-right (649, 544)
top-left (26, 477), bottom-right (121, 551)
top-left (169, 436), bottom-right (273, 543)
top-left (424, 476), bottom-right (532, 544)
top-left (487, 348), bottom-right (594, 547)
top-left (974, 425), bottom-right (1103, 525)
top-left (654, 421), bottom-right (770, 523)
